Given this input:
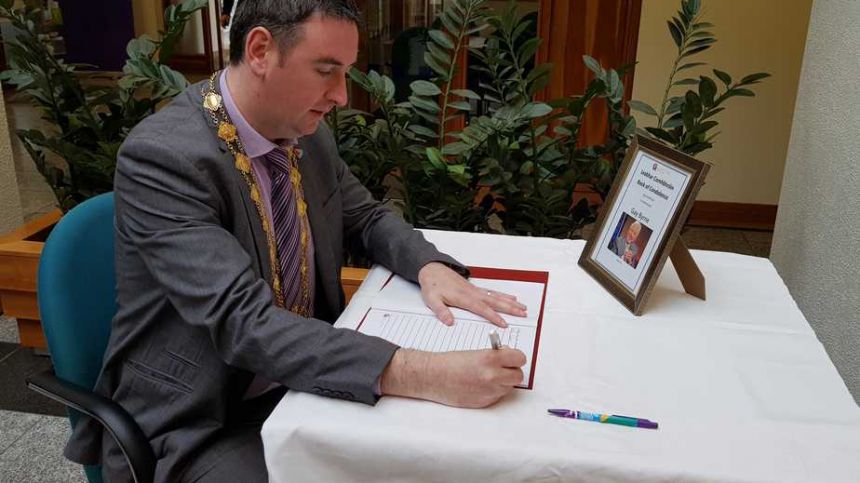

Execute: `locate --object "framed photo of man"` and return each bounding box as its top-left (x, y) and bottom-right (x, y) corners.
top-left (578, 135), bottom-right (711, 315)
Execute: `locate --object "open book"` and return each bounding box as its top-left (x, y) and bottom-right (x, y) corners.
top-left (355, 267), bottom-right (548, 389)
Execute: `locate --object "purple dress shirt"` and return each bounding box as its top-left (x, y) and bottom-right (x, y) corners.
top-left (220, 71), bottom-right (317, 398)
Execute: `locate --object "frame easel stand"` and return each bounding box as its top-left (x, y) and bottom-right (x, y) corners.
top-left (669, 237), bottom-right (706, 300)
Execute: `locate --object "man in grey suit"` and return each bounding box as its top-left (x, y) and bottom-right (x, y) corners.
top-left (64, 1), bottom-right (528, 481)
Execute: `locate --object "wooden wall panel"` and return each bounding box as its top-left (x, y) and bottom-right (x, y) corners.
top-left (536, 0), bottom-right (642, 145)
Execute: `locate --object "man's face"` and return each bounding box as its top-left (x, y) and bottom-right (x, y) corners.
top-left (625, 224), bottom-right (641, 243)
top-left (259, 14), bottom-right (357, 138)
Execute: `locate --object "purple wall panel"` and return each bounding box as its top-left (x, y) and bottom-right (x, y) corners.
top-left (57, 0), bottom-right (136, 70)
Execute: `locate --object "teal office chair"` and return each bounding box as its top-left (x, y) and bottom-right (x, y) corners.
top-left (26, 192), bottom-right (155, 483)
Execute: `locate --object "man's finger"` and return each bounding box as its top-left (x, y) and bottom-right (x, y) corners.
top-left (449, 292), bottom-right (507, 328)
top-left (482, 288), bottom-right (526, 311)
top-left (473, 302), bottom-right (507, 328)
top-left (486, 296), bottom-right (527, 317)
top-left (497, 348), bottom-right (527, 367)
top-left (426, 296), bottom-right (454, 325)
top-left (488, 290), bottom-right (519, 302)
top-left (499, 367), bottom-right (524, 386)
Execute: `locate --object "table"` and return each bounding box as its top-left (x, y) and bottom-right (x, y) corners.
top-left (262, 230), bottom-right (860, 482)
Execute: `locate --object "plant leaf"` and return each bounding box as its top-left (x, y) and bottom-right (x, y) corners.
top-left (713, 69), bottom-right (732, 85)
top-left (739, 72), bottom-right (771, 85)
top-left (449, 101), bottom-right (472, 111)
top-left (688, 37), bottom-right (717, 48)
top-left (681, 45), bottom-right (712, 58)
top-left (582, 55), bottom-right (603, 77)
top-left (428, 29), bottom-right (455, 50)
top-left (690, 120), bottom-right (718, 135)
top-left (407, 124), bottom-right (438, 138)
top-left (425, 147), bottom-right (446, 170)
top-left (645, 127), bottom-right (678, 145)
top-left (628, 100), bottom-right (658, 116)
top-left (677, 62), bottom-right (707, 71)
top-left (698, 76), bottom-right (717, 107)
top-left (673, 78), bottom-right (699, 86)
top-left (451, 88), bottom-right (481, 100)
top-left (411, 80), bottom-right (442, 96)
top-left (685, 90), bottom-right (703, 118)
top-left (728, 88), bottom-right (756, 97)
top-left (409, 95), bottom-right (441, 113)
top-left (424, 52), bottom-right (449, 78)
top-left (667, 20), bottom-right (683, 48)
top-left (520, 102), bottom-right (553, 118)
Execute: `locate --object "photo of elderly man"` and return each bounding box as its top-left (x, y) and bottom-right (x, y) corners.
top-left (608, 213), bottom-right (653, 269)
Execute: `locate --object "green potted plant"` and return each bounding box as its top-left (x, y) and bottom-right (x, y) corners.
top-left (332, 0), bottom-right (635, 240)
top-left (0, 0), bottom-right (206, 348)
top-left (628, 0), bottom-right (770, 155)
top-left (332, 0), bottom-right (769, 245)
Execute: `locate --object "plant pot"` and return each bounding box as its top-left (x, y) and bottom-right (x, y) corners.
top-left (0, 210), bottom-right (368, 349)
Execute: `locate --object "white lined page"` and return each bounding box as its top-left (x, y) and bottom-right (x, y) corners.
top-left (358, 308), bottom-right (536, 387)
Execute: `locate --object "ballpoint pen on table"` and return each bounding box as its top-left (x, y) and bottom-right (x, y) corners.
top-left (547, 409), bottom-right (658, 429)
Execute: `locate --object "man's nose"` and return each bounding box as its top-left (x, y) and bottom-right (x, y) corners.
top-left (327, 73), bottom-right (349, 107)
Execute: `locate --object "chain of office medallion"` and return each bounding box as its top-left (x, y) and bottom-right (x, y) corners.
top-left (201, 72), bottom-right (312, 316)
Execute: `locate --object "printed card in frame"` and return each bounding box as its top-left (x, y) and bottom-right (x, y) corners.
top-left (578, 135), bottom-right (711, 315)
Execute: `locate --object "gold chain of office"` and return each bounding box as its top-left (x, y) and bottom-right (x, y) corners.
top-left (200, 71), bottom-right (313, 317)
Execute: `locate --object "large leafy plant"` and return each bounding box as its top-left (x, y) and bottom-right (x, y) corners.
top-left (628, 0), bottom-right (770, 155)
top-left (0, 0), bottom-right (207, 211)
top-left (336, 0), bottom-right (770, 241)
top-left (331, 0), bottom-right (635, 238)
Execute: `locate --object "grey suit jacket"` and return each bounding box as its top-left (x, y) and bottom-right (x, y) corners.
top-left (65, 79), bottom-right (464, 482)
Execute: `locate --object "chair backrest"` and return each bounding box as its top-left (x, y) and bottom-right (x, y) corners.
top-left (38, 192), bottom-right (116, 391)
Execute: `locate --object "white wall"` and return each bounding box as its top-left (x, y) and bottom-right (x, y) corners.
top-left (0, 85), bottom-right (24, 234)
top-left (771, 0), bottom-right (860, 403)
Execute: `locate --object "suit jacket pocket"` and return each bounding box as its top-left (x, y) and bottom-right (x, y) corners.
top-left (126, 359), bottom-right (194, 394)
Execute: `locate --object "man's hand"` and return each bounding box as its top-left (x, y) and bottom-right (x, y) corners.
top-left (380, 348), bottom-right (527, 408)
top-left (418, 262), bottom-right (527, 328)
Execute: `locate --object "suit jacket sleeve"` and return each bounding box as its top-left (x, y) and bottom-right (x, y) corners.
top-left (114, 135), bottom-right (397, 404)
top-left (316, 125), bottom-right (469, 282)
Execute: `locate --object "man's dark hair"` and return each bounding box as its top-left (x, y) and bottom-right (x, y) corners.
top-left (229, 0), bottom-right (362, 65)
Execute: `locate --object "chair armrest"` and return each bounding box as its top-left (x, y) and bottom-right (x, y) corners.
top-left (26, 369), bottom-right (155, 483)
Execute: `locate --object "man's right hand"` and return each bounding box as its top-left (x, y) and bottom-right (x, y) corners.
top-left (380, 347), bottom-right (527, 408)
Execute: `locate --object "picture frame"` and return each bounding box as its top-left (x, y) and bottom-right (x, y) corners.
top-left (578, 135), bottom-right (711, 315)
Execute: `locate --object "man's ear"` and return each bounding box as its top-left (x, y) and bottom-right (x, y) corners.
top-left (244, 26), bottom-right (276, 76)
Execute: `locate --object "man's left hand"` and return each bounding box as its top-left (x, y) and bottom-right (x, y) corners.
top-left (417, 262), bottom-right (527, 328)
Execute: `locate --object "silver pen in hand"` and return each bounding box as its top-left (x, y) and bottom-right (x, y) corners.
top-left (489, 331), bottom-right (502, 350)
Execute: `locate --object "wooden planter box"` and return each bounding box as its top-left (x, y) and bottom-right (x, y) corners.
top-left (0, 210), bottom-right (368, 349)
top-left (0, 209), bottom-right (62, 348)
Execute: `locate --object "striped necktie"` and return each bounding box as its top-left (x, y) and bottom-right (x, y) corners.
top-left (265, 145), bottom-right (314, 316)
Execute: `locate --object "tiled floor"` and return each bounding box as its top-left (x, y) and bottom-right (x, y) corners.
top-left (0, 409), bottom-right (86, 482)
top-left (0, 89), bottom-right (772, 481)
top-left (0, 318), bottom-right (85, 482)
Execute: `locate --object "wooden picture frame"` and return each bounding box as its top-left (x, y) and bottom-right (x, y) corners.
top-left (578, 135), bottom-right (711, 315)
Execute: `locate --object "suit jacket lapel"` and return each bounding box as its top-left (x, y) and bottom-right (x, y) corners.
top-left (298, 138), bottom-right (340, 315)
top-left (193, 75), bottom-right (272, 286)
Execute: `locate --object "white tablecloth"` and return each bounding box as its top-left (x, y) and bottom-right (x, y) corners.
top-left (262, 230), bottom-right (860, 482)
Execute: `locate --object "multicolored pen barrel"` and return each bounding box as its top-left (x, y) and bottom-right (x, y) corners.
top-left (547, 409), bottom-right (658, 429)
